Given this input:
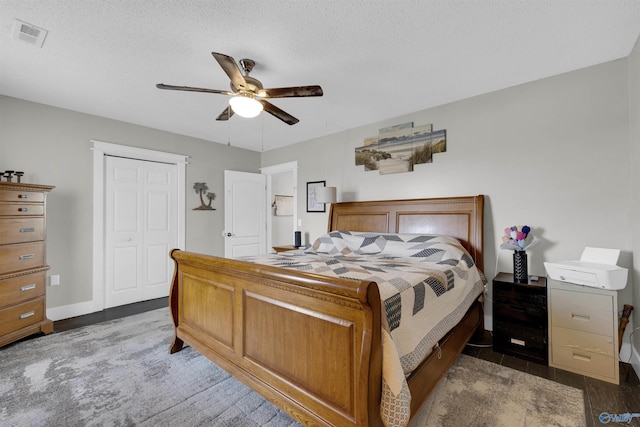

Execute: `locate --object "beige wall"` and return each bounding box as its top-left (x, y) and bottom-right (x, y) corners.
top-left (0, 95), bottom-right (260, 309)
top-left (262, 59), bottom-right (635, 351)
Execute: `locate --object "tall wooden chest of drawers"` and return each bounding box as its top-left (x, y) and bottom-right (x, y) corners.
top-left (0, 182), bottom-right (55, 347)
top-left (548, 279), bottom-right (619, 384)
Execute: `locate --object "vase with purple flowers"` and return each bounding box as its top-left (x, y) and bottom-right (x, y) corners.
top-left (500, 225), bottom-right (539, 283)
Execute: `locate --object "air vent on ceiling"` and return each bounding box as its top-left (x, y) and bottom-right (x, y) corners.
top-left (12, 19), bottom-right (48, 48)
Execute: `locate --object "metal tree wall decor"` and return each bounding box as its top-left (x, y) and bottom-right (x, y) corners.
top-left (193, 182), bottom-right (216, 210)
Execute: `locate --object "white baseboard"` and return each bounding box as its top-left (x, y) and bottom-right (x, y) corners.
top-left (47, 300), bottom-right (96, 321)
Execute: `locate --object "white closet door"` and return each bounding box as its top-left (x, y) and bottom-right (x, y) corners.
top-left (104, 156), bottom-right (177, 308)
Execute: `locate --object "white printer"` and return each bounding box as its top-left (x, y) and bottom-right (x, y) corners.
top-left (544, 246), bottom-right (628, 290)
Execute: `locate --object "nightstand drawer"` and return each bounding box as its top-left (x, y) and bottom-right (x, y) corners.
top-left (494, 320), bottom-right (547, 363)
top-left (494, 286), bottom-right (546, 327)
top-left (550, 326), bottom-right (616, 379)
top-left (0, 270), bottom-right (47, 306)
top-left (549, 288), bottom-right (614, 336)
top-left (0, 298), bottom-right (45, 336)
top-left (0, 218), bottom-right (45, 244)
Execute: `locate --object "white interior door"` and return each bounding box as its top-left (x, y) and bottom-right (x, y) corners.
top-left (104, 156), bottom-right (177, 308)
top-left (224, 170), bottom-right (266, 258)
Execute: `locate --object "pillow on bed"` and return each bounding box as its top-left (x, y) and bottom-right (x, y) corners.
top-left (310, 230), bottom-right (472, 264)
top-left (310, 230), bottom-right (356, 255)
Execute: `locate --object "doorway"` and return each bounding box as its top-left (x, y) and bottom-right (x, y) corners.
top-left (222, 163), bottom-right (298, 257)
top-left (261, 161), bottom-right (298, 251)
top-left (91, 141), bottom-right (186, 312)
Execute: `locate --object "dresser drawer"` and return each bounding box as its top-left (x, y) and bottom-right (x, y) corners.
top-left (0, 218), bottom-right (45, 244)
top-left (550, 325), bottom-right (616, 380)
top-left (549, 288), bottom-right (614, 336)
top-left (0, 298), bottom-right (45, 336)
top-left (0, 270), bottom-right (47, 306)
top-left (0, 203), bottom-right (44, 216)
top-left (0, 190), bottom-right (44, 203)
top-left (0, 242), bottom-right (45, 273)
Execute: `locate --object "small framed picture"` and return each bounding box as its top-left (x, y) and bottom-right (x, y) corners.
top-left (306, 181), bottom-right (326, 212)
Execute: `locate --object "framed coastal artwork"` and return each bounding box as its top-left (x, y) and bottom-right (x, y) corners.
top-left (355, 122), bottom-right (446, 175)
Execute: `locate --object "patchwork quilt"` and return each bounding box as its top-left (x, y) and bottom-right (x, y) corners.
top-left (241, 231), bottom-right (485, 427)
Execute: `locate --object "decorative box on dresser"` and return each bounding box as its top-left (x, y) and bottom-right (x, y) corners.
top-left (547, 279), bottom-right (619, 384)
top-left (0, 182), bottom-right (55, 347)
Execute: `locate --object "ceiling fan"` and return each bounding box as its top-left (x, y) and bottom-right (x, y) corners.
top-left (156, 52), bottom-right (323, 125)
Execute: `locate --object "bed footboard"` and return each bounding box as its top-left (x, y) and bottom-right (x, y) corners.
top-left (169, 249), bottom-right (384, 427)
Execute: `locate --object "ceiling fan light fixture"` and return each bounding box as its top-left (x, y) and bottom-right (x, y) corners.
top-left (229, 94), bottom-right (263, 118)
top-left (157, 52), bottom-right (322, 125)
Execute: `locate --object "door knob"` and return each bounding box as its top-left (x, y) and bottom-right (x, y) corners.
top-left (226, 233), bottom-right (232, 237)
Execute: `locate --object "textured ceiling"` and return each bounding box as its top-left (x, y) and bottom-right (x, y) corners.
top-left (1, 1), bottom-right (639, 152)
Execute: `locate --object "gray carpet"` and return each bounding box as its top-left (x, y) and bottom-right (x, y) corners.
top-left (0, 308), bottom-right (585, 427)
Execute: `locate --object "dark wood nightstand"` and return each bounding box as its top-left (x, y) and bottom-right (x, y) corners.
top-left (272, 245), bottom-right (299, 253)
top-left (492, 272), bottom-right (548, 364)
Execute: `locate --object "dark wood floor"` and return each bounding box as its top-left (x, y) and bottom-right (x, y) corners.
top-left (37, 299), bottom-right (640, 426)
top-left (52, 297), bottom-right (168, 333)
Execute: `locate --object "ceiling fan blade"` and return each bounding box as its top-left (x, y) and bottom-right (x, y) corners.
top-left (259, 100), bottom-right (299, 125)
top-left (258, 85), bottom-right (323, 99)
top-left (211, 52), bottom-right (247, 91)
top-left (156, 83), bottom-right (233, 95)
top-left (216, 105), bottom-right (234, 121)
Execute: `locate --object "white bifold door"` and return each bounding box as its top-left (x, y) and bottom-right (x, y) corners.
top-left (104, 155), bottom-right (178, 308)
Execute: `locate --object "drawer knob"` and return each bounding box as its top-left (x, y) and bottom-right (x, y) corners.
top-left (19, 254), bottom-right (35, 260)
top-left (19, 227), bottom-right (35, 233)
top-left (20, 284), bottom-right (37, 292)
top-left (20, 310), bottom-right (35, 319)
top-left (17, 194), bottom-right (28, 199)
top-left (18, 207), bottom-right (28, 212)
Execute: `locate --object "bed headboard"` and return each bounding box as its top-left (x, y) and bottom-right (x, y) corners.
top-left (327, 195), bottom-right (485, 271)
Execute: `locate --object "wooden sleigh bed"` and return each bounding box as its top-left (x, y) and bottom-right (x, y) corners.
top-left (168, 195), bottom-right (485, 426)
